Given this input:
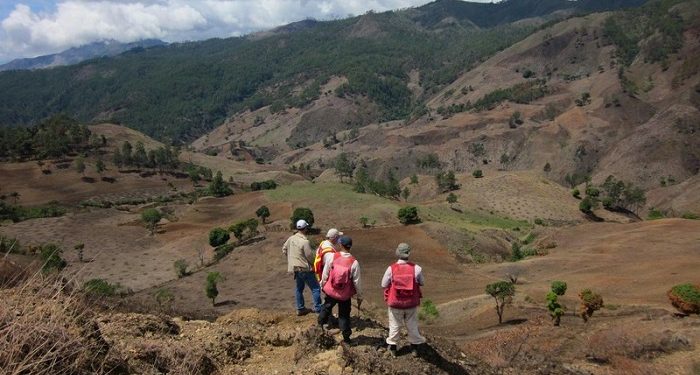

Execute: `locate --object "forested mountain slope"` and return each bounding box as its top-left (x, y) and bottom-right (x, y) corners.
top-left (0, 0), bottom-right (644, 142)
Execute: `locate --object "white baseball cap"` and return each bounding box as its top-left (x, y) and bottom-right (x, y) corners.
top-left (296, 219), bottom-right (309, 229)
top-left (326, 228), bottom-right (343, 239)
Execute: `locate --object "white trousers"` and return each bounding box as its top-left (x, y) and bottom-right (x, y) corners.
top-left (386, 307), bottom-right (426, 345)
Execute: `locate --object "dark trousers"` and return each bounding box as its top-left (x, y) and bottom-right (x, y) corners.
top-left (318, 295), bottom-right (352, 339)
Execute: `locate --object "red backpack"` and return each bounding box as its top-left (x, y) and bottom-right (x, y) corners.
top-left (322, 253), bottom-right (356, 301)
top-left (385, 262), bottom-right (421, 309)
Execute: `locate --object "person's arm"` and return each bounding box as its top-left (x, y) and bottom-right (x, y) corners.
top-left (352, 260), bottom-right (362, 298)
top-left (320, 252), bottom-right (334, 286)
top-left (282, 237), bottom-right (290, 256)
top-left (380, 266), bottom-right (392, 288)
top-left (415, 264), bottom-right (424, 286)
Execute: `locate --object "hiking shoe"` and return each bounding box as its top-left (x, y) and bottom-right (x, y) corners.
top-left (296, 308), bottom-right (312, 316)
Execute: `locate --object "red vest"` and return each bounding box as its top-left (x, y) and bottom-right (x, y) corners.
top-left (322, 253), bottom-right (356, 301)
top-left (385, 262), bottom-right (421, 309)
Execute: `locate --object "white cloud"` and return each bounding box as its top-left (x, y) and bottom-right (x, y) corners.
top-left (0, 0), bottom-right (494, 63)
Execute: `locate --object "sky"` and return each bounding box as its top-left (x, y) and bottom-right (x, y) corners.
top-left (0, 0), bottom-right (496, 63)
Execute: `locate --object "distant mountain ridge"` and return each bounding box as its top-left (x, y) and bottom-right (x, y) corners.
top-left (0, 0), bottom-right (647, 141)
top-left (0, 39), bottom-right (167, 72)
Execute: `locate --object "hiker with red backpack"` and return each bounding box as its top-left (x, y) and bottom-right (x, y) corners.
top-left (382, 243), bottom-right (426, 357)
top-left (318, 235), bottom-right (362, 344)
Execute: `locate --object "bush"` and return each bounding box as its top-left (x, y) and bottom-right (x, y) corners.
top-left (205, 272), bottom-right (223, 306)
top-left (208, 171), bottom-right (232, 197)
top-left (39, 243), bottom-right (66, 273)
top-left (534, 218), bottom-right (545, 226)
top-left (510, 242), bottom-right (523, 261)
top-left (359, 216), bottom-right (369, 228)
top-left (579, 196), bottom-right (595, 214)
top-left (83, 278), bottom-right (120, 297)
top-left (397, 206), bottom-right (420, 225)
top-left (418, 299), bottom-right (439, 322)
top-left (446, 193), bottom-right (457, 204)
top-left (503, 264), bottom-right (524, 284)
top-left (255, 205), bottom-right (270, 223)
top-left (229, 218), bottom-right (259, 242)
top-left (572, 188), bottom-right (581, 199)
top-left (579, 289), bottom-right (604, 322)
top-left (667, 283), bottom-right (700, 315)
top-left (290, 207), bottom-right (314, 229)
top-left (472, 170), bottom-right (483, 178)
top-left (547, 281), bottom-right (567, 326)
top-left (485, 281), bottom-right (515, 324)
top-left (208, 227), bottom-right (230, 247)
top-left (647, 208), bottom-right (665, 220)
top-left (174, 259), bottom-right (188, 278)
top-left (214, 243), bottom-right (235, 261)
top-left (681, 212), bottom-right (699, 220)
top-left (250, 180), bottom-right (277, 191)
top-left (141, 208), bottom-right (162, 235)
top-left (154, 288), bottom-right (174, 309)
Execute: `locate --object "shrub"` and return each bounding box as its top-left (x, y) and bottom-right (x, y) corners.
top-left (534, 218), bottom-right (545, 226)
top-left (290, 207), bottom-right (314, 229)
top-left (579, 289), bottom-right (604, 322)
top-left (397, 206), bottom-right (420, 225)
top-left (255, 205), bottom-right (270, 223)
top-left (174, 259), bottom-right (188, 278)
top-left (154, 288), bottom-right (174, 310)
top-left (208, 171), bottom-right (232, 197)
top-left (83, 278), bottom-right (119, 297)
top-left (572, 188), bottom-right (581, 199)
top-left (647, 208), bottom-right (665, 220)
top-left (229, 218), bottom-right (259, 242)
top-left (205, 272), bottom-right (223, 306)
top-left (472, 170), bottom-right (483, 178)
top-left (214, 243), bottom-right (235, 261)
top-left (141, 208), bottom-right (162, 235)
top-left (359, 216), bottom-right (369, 228)
top-left (547, 281), bottom-right (567, 326)
top-left (39, 243), bottom-right (66, 273)
top-left (436, 171), bottom-right (459, 192)
top-left (250, 180), bottom-right (277, 191)
top-left (681, 212), bottom-right (699, 220)
top-left (418, 299), bottom-right (439, 322)
top-left (579, 196), bottom-right (595, 214)
top-left (446, 193), bottom-right (457, 204)
top-left (510, 242), bottom-right (523, 261)
top-left (208, 227), bottom-right (229, 247)
top-left (667, 283), bottom-right (700, 315)
top-left (485, 281), bottom-right (515, 324)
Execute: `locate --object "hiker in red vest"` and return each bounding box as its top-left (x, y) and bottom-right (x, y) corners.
top-left (318, 235), bottom-right (362, 344)
top-left (313, 228), bottom-right (343, 281)
top-left (381, 242), bottom-right (426, 357)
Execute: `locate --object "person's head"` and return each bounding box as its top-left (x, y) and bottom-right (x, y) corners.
top-left (295, 219), bottom-right (309, 233)
top-left (338, 236), bottom-right (352, 251)
top-left (326, 228), bottom-right (343, 243)
top-left (396, 243), bottom-right (411, 260)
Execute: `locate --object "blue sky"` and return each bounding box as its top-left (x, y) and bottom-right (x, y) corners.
top-left (0, 0), bottom-right (496, 63)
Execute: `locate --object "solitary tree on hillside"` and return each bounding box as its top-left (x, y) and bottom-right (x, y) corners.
top-left (209, 171), bottom-right (232, 197)
top-left (335, 153), bottom-right (353, 182)
top-left (209, 227), bottom-right (230, 247)
top-left (485, 281), bottom-right (515, 324)
top-left (256, 205), bottom-right (270, 224)
top-left (205, 272), bottom-right (223, 306)
top-left (141, 208), bottom-right (162, 235)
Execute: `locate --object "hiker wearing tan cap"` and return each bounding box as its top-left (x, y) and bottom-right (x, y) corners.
top-left (381, 243), bottom-right (426, 357)
top-left (282, 219), bottom-right (321, 316)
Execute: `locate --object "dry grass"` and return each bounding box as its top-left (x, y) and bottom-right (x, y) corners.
top-left (0, 274), bottom-right (118, 375)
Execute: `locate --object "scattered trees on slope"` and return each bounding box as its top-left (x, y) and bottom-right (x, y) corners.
top-left (485, 281), bottom-right (515, 324)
